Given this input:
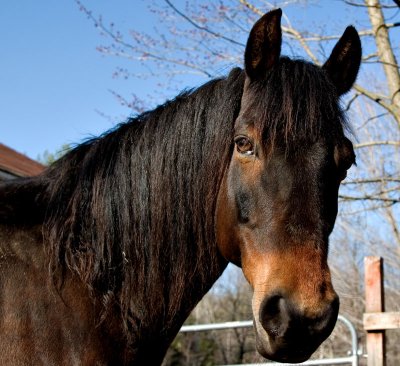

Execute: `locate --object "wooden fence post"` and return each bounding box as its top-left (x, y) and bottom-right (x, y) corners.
top-left (364, 256), bottom-right (385, 366)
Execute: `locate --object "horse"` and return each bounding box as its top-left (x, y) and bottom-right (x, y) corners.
top-left (0, 9), bottom-right (361, 365)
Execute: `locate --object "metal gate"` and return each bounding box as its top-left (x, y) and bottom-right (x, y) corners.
top-left (180, 315), bottom-right (360, 366)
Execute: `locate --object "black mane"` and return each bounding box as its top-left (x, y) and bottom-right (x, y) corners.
top-left (247, 57), bottom-right (348, 152)
top-left (35, 67), bottom-right (243, 343)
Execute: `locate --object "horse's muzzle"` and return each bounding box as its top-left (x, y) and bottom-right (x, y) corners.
top-left (255, 293), bottom-right (340, 363)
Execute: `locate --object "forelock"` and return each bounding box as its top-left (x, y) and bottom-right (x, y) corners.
top-left (244, 57), bottom-right (347, 153)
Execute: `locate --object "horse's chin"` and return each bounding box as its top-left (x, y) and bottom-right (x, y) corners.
top-left (254, 321), bottom-right (318, 364)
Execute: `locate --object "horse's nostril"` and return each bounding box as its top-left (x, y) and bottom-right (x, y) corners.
top-left (259, 294), bottom-right (290, 338)
top-left (312, 296), bottom-right (340, 334)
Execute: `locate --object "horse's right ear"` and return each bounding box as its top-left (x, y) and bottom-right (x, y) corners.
top-left (323, 26), bottom-right (361, 95)
top-left (244, 9), bottom-right (282, 81)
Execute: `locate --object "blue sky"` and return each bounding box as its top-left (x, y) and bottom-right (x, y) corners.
top-left (1, 1), bottom-right (163, 160)
top-left (0, 1), bottom-right (378, 161)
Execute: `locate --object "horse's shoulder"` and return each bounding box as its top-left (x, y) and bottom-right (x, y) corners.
top-left (0, 224), bottom-right (45, 270)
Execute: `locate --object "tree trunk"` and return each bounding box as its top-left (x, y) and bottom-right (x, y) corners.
top-left (365, 0), bottom-right (400, 123)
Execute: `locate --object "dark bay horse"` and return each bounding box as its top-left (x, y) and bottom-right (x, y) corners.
top-left (0, 9), bottom-right (361, 365)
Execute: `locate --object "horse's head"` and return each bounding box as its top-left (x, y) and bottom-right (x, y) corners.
top-left (216, 9), bottom-right (361, 363)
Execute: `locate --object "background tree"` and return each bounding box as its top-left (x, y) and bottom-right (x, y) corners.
top-left (37, 144), bottom-right (71, 166)
top-left (77, 0), bottom-right (400, 364)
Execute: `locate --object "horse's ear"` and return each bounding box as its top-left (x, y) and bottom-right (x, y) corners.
top-left (323, 26), bottom-right (361, 95)
top-left (244, 9), bottom-right (282, 81)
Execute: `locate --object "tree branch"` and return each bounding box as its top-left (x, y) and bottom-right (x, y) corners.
top-left (342, 177), bottom-right (400, 185)
top-left (339, 195), bottom-right (399, 203)
top-left (354, 140), bottom-right (400, 148)
top-left (164, 0), bottom-right (245, 47)
top-left (352, 84), bottom-right (400, 125)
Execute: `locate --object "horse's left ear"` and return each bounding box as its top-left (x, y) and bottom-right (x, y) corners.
top-left (244, 9), bottom-right (282, 81)
top-left (323, 26), bottom-right (362, 95)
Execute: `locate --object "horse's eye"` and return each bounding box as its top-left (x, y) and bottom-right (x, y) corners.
top-left (235, 137), bottom-right (254, 155)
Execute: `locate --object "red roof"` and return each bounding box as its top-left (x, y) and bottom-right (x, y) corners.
top-left (0, 143), bottom-right (46, 178)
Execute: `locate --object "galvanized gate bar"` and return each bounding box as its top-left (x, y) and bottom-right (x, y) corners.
top-left (180, 320), bottom-right (253, 332)
top-left (225, 357), bottom-right (356, 366)
top-left (179, 315), bottom-right (359, 366)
